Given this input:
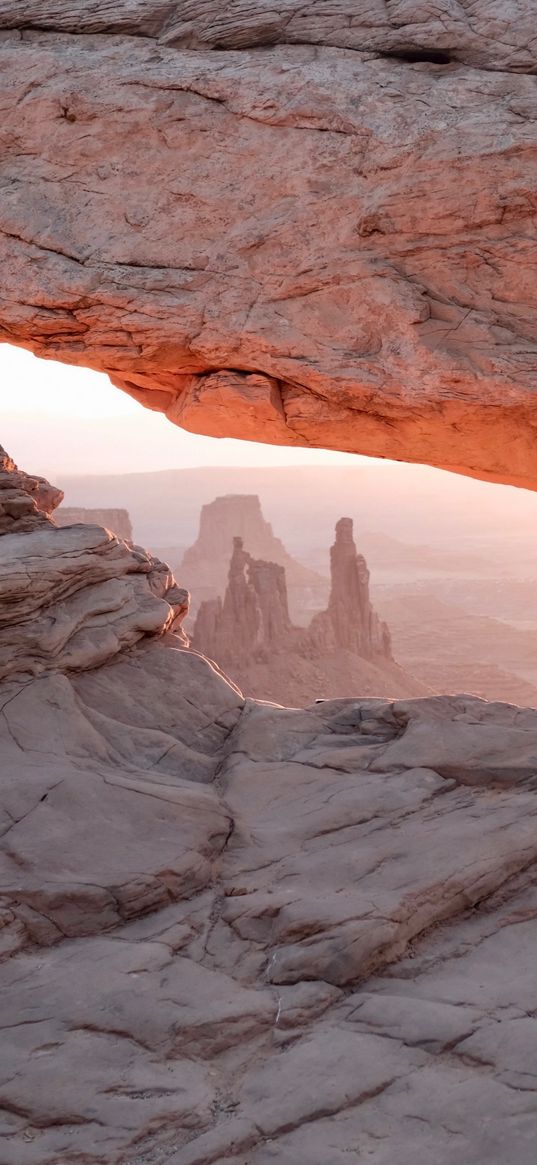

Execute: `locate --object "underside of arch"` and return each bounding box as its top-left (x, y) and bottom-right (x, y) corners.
top-left (1, 3), bottom-right (537, 487)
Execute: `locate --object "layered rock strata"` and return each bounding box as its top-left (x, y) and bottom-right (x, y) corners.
top-left (2, 3), bottom-right (537, 1158)
top-left (0, 445), bottom-right (62, 534)
top-left (192, 518), bottom-right (423, 703)
top-left (3, 452), bottom-right (537, 1161)
top-left (0, 446), bottom-right (188, 681)
top-left (1, 7), bottom-right (537, 485)
top-left (194, 535), bottom-right (292, 664)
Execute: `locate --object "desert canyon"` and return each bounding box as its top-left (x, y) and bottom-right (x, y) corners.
top-left (3, 3), bottom-right (537, 1164)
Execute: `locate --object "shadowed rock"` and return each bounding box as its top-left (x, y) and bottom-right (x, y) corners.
top-left (0, 447), bottom-right (188, 680)
top-left (0, 444), bottom-right (63, 533)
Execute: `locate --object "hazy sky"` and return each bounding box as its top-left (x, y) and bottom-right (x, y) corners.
top-left (1, 344), bottom-right (363, 478)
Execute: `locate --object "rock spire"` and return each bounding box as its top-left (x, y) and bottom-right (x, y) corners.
top-left (309, 517), bottom-right (392, 660)
top-left (191, 516), bottom-right (412, 705)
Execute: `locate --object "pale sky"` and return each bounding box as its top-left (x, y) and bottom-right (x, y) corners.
top-left (0, 344), bottom-right (363, 478)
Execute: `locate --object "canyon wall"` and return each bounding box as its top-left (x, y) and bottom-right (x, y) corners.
top-left (0, 4), bottom-right (537, 485)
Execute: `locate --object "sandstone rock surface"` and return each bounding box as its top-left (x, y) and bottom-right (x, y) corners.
top-left (5, 625), bottom-right (537, 1161)
top-left (3, 450), bottom-right (537, 1162)
top-left (1, 6), bottom-right (537, 484)
top-left (0, 446), bottom-right (187, 681)
top-left (3, 4), bottom-right (537, 1160)
top-left (193, 518), bottom-right (427, 703)
top-left (0, 445), bottom-right (62, 534)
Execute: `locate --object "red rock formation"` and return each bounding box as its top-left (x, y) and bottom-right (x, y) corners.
top-left (1, 10), bottom-right (537, 486)
top-left (180, 494), bottom-right (328, 621)
top-left (6, 7), bottom-right (537, 1160)
top-left (54, 506), bottom-right (133, 542)
top-left (308, 517), bottom-right (392, 661)
top-left (7, 465), bottom-right (537, 1164)
top-left (192, 518), bottom-right (424, 703)
top-left (193, 535), bottom-right (292, 667)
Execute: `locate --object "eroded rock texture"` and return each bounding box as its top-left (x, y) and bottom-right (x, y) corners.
top-left (4, 572), bottom-right (537, 1158)
top-left (3, 4), bottom-right (537, 1161)
top-left (3, 450), bottom-right (537, 1161)
top-left (1, 4), bottom-right (537, 484)
top-left (0, 445), bottom-right (62, 534)
top-left (308, 516), bottom-right (391, 659)
top-left (0, 446), bottom-right (187, 680)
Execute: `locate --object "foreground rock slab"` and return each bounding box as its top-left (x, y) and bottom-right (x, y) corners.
top-left (2, 447), bottom-right (537, 1161)
top-left (4, 656), bottom-right (537, 1163)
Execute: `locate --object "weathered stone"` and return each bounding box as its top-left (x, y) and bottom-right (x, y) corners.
top-left (0, 1), bottom-right (535, 73)
top-left (0, 14), bottom-right (537, 484)
top-left (3, 445), bottom-right (537, 1159)
top-left (3, 6), bottom-right (537, 1160)
top-left (308, 516), bottom-right (391, 659)
top-left (0, 444), bottom-right (62, 534)
top-left (0, 448), bottom-right (188, 680)
top-left (4, 647), bottom-right (537, 1161)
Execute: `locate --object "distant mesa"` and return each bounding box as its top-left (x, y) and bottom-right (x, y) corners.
top-left (192, 516), bottom-right (426, 705)
top-left (54, 506), bottom-right (133, 543)
top-left (179, 493), bottom-right (329, 624)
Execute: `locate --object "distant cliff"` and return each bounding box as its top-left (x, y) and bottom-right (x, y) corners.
top-left (54, 507), bottom-right (133, 543)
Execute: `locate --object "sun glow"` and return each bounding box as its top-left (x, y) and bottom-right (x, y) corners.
top-left (0, 344), bottom-right (365, 477)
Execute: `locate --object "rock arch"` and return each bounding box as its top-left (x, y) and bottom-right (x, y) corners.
top-left (1, 3), bottom-right (537, 487)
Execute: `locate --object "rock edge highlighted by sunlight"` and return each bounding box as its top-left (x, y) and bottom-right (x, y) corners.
top-left (1, 7), bottom-right (537, 486)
